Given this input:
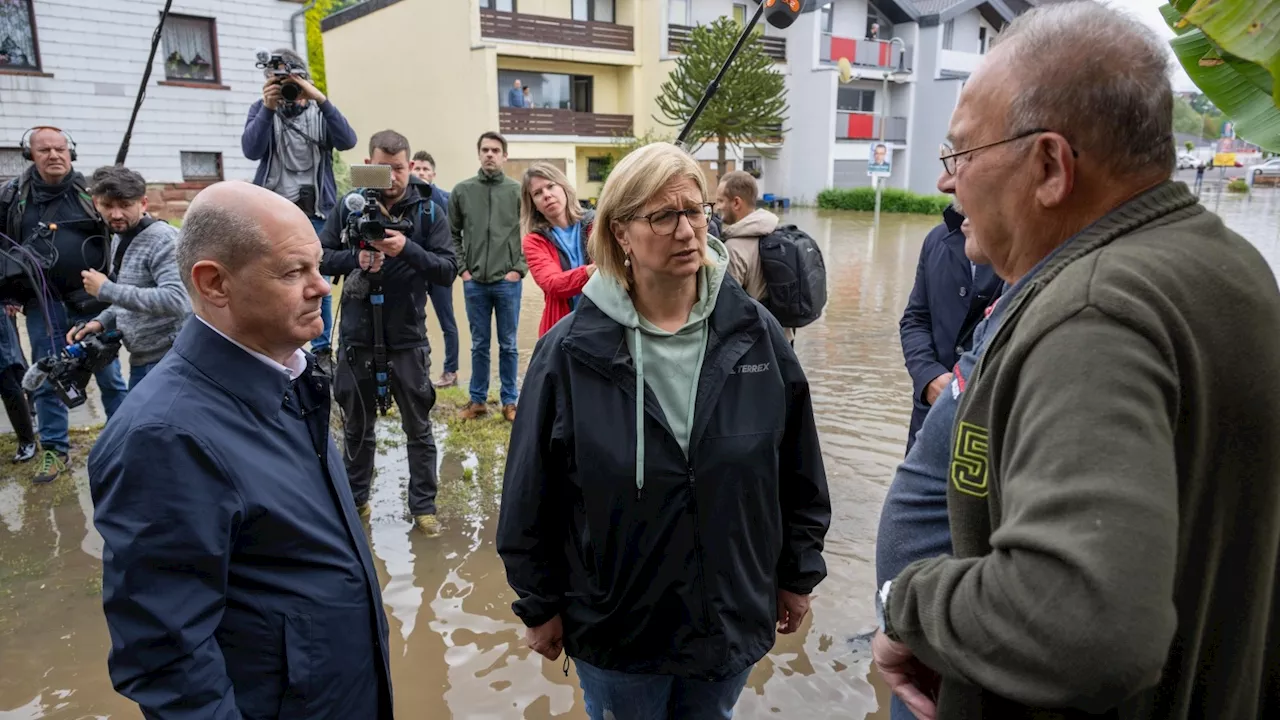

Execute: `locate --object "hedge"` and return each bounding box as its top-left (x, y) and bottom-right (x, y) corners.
top-left (816, 187), bottom-right (952, 215)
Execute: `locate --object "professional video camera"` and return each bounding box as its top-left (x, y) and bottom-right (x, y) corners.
top-left (342, 165), bottom-right (414, 251)
top-left (22, 328), bottom-right (124, 408)
top-left (255, 49), bottom-right (307, 112)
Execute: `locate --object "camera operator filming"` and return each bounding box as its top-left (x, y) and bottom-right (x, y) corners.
top-left (0, 126), bottom-right (127, 484)
top-left (68, 166), bottom-right (191, 390)
top-left (320, 130), bottom-right (457, 537)
top-left (242, 48), bottom-right (357, 367)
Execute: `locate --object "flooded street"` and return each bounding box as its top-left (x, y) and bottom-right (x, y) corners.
top-left (2, 187), bottom-right (1277, 719)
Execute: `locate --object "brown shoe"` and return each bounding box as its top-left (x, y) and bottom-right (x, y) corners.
top-left (503, 404), bottom-right (517, 422)
top-left (433, 371), bottom-right (457, 388)
top-left (459, 401), bottom-right (488, 420)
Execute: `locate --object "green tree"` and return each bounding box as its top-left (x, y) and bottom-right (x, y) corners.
top-left (1173, 95), bottom-right (1204, 136)
top-left (304, 0), bottom-right (363, 94)
top-left (654, 17), bottom-right (787, 183)
top-left (1160, 1), bottom-right (1279, 151)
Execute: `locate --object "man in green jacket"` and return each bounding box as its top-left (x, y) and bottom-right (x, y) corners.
top-left (448, 131), bottom-right (525, 422)
top-left (873, 4), bottom-right (1280, 719)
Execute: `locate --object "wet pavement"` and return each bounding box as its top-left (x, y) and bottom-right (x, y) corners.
top-left (1, 186), bottom-right (1276, 719)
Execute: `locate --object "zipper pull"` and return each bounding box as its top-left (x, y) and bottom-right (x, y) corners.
top-left (562, 655), bottom-right (570, 677)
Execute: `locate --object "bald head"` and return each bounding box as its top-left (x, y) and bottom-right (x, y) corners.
top-left (987, 0), bottom-right (1174, 178)
top-left (176, 182), bottom-right (303, 295)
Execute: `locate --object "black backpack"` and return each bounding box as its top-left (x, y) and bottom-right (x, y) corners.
top-left (757, 225), bottom-right (827, 328)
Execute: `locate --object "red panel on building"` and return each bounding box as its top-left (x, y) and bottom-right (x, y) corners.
top-left (879, 42), bottom-right (891, 67)
top-left (847, 113), bottom-right (875, 139)
top-left (831, 36), bottom-right (856, 63)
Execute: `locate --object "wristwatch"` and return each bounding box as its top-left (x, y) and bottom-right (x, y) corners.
top-left (875, 580), bottom-right (900, 641)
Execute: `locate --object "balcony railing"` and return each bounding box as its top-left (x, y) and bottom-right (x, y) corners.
top-left (668, 24), bottom-right (786, 61)
top-left (481, 9), bottom-right (634, 52)
top-left (500, 107), bottom-right (633, 138)
top-left (822, 35), bottom-right (912, 72)
top-left (836, 111), bottom-right (907, 142)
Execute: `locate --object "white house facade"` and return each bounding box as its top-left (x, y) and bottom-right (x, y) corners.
top-left (0, 0), bottom-right (307, 216)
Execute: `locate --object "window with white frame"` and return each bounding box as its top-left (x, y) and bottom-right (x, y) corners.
top-left (942, 20), bottom-right (955, 50)
top-left (573, 0), bottom-right (614, 22)
top-left (481, 0), bottom-right (516, 10)
top-left (669, 0), bottom-right (690, 26)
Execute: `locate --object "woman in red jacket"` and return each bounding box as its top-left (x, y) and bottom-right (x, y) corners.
top-left (519, 163), bottom-right (596, 336)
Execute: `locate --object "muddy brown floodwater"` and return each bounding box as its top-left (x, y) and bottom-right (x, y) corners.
top-left (2, 188), bottom-right (1276, 719)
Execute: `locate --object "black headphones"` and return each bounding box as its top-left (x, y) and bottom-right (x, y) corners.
top-left (20, 126), bottom-right (78, 162)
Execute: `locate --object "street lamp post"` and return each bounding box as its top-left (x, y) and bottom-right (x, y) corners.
top-left (874, 37), bottom-right (907, 230)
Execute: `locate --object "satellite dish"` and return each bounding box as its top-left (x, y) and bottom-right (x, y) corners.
top-left (837, 57), bottom-right (853, 84)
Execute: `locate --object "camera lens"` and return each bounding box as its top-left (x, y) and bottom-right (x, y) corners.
top-left (281, 82), bottom-right (301, 102)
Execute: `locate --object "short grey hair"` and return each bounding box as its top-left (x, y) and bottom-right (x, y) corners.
top-left (176, 202), bottom-right (270, 294)
top-left (994, 1), bottom-right (1174, 176)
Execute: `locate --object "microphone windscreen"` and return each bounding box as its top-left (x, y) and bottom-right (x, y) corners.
top-left (21, 362), bottom-right (47, 393)
top-left (345, 193), bottom-right (367, 214)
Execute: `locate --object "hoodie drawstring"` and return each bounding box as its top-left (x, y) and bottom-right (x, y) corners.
top-left (634, 327), bottom-right (645, 498)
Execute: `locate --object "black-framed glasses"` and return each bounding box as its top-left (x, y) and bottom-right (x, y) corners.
top-left (939, 128), bottom-right (1076, 175)
top-left (633, 203), bottom-right (713, 236)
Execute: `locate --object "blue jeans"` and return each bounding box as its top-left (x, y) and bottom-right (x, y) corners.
top-left (575, 660), bottom-right (751, 720)
top-left (310, 216), bottom-right (334, 353)
top-left (25, 302), bottom-right (127, 455)
top-left (428, 282), bottom-right (459, 374)
top-left (463, 279), bottom-right (521, 406)
top-left (128, 361), bottom-right (160, 390)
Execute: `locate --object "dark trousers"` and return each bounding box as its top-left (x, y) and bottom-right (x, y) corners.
top-left (427, 282), bottom-right (459, 374)
top-left (335, 345), bottom-right (439, 516)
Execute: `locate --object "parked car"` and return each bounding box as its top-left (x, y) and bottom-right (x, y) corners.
top-left (1251, 158), bottom-right (1280, 180)
top-left (1177, 153), bottom-right (1200, 170)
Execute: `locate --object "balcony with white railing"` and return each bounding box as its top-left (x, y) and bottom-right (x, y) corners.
top-left (822, 36), bottom-right (912, 72)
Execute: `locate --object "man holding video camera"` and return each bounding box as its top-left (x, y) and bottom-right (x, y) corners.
top-left (320, 130), bottom-right (457, 537)
top-left (242, 48), bottom-right (357, 366)
top-left (0, 126), bottom-right (127, 484)
top-left (68, 166), bottom-right (190, 390)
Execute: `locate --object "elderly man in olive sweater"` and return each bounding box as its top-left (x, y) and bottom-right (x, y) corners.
top-left (872, 4), bottom-right (1280, 720)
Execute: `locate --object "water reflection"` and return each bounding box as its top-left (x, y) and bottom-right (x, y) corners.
top-left (2, 196), bottom-right (1276, 718)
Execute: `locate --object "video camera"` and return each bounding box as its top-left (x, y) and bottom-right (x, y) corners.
top-left (255, 49), bottom-right (307, 112)
top-left (342, 165), bottom-right (413, 251)
top-left (22, 328), bottom-right (124, 408)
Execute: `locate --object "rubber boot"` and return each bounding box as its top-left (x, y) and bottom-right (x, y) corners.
top-left (4, 393), bottom-right (36, 463)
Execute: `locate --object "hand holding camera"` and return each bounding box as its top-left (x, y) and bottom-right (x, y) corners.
top-left (370, 229), bottom-right (406, 258)
top-left (66, 320), bottom-right (104, 346)
top-left (359, 250), bottom-right (384, 273)
top-left (262, 76), bottom-right (324, 111)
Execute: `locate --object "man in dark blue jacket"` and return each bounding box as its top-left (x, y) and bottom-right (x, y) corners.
top-left (241, 48), bottom-right (357, 366)
top-left (88, 182), bottom-right (392, 719)
top-left (898, 207), bottom-right (1002, 453)
top-left (411, 150), bottom-right (460, 388)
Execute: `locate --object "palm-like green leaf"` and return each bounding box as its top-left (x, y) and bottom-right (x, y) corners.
top-left (1161, 3), bottom-right (1280, 151)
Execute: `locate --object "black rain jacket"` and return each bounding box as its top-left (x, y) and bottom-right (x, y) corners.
top-left (497, 280), bottom-right (831, 680)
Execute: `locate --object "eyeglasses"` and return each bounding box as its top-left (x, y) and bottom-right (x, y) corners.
top-left (633, 203), bottom-right (713, 236)
top-left (939, 128), bottom-right (1076, 175)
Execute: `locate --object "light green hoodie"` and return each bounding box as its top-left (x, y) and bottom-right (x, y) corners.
top-left (581, 236), bottom-right (730, 493)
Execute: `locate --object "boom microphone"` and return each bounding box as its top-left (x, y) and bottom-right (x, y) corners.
top-left (344, 192), bottom-right (367, 214)
top-left (676, 0), bottom-right (816, 147)
top-left (763, 0), bottom-right (811, 29)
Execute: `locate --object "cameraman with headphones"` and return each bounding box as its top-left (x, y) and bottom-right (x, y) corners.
top-left (242, 48), bottom-right (357, 368)
top-left (319, 130), bottom-right (457, 536)
top-left (0, 126), bottom-right (127, 484)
